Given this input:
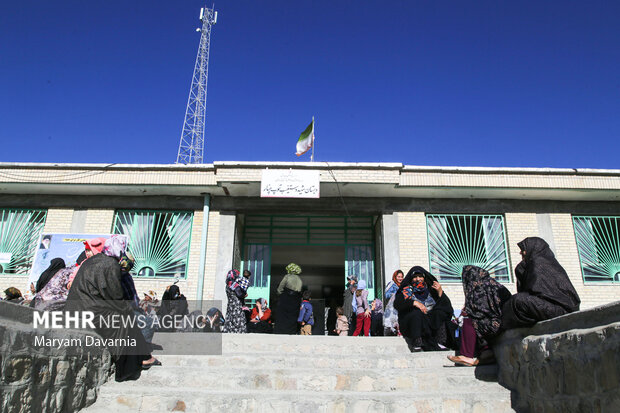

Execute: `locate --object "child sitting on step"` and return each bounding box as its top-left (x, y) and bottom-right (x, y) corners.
top-left (334, 306), bottom-right (349, 336)
top-left (298, 290), bottom-right (314, 335)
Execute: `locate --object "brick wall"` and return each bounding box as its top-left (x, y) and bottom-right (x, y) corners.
top-left (83, 209), bottom-right (115, 234)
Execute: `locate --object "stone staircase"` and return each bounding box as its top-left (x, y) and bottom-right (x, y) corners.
top-left (83, 334), bottom-right (515, 413)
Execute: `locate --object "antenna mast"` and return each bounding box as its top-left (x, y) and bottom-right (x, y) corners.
top-left (176, 6), bottom-right (217, 164)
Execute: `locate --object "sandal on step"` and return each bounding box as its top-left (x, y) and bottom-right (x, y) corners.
top-left (447, 355), bottom-right (479, 367)
top-left (142, 359), bottom-right (162, 370)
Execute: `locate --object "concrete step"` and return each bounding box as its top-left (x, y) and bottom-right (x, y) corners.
top-left (154, 333), bottom-right (420, 356)
top-left (82, 335), bottom-right (515, 412)
top-left (153, 351), bottom-right (455, 370)
top-left (86, 389), bottom-right (514, 413)
top-left (98, 365), bottom-right (502, 393)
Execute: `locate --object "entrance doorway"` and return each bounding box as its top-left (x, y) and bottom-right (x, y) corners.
top-left (240, 215), bottom-right (378, 308)
top-left (270, 245), bottom-right (345, 305)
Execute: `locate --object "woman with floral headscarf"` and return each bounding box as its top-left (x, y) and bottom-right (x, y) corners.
top-left (394, 266), bottom-right (454, 351)
top-left (274, 263), bottom-right (303, 335)
top-left (223, 269), bottom-right (247, 333)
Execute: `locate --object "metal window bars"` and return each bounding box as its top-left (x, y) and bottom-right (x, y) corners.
top-left (113, 210), bottom-right (193, 278)
top-left (573, 216), bottom-right (620, 283)
top-left (426, 214), bottom-right (511, 282)
top-left (0, 209), bottom-right (47, 275)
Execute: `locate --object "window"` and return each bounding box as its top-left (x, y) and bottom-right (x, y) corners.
top-left (113, 210), bottom-right (193, 278)
top-left (0, 209), bottom-right (47, 275)
top-left (426, 214), bottom-right (511, 282)
top-left (573, 216), bottom-right (620, 283)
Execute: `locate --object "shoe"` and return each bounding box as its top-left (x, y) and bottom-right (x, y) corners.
top-left (412, 347), bottom-right (423, 352)
top-left (447, 355), bottom-right (479, 367)
top-left (142, 359), bottom-right (162, 370)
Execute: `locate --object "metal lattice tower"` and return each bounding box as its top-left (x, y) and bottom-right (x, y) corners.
top-left (176, 6), bottom-right (217, 164)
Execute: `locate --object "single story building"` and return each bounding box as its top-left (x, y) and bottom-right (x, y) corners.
top-left (1, 161), bottom-right (619, 313)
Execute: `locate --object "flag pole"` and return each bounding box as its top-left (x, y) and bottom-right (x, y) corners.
top-left (311, 116), bottom-right (315, 162)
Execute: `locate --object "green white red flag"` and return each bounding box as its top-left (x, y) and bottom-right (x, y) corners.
top-left (295, 119), bottom-right (314, 156)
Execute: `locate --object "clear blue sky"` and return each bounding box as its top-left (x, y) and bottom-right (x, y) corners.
top-left (1, 1), bottom-right (618, 168)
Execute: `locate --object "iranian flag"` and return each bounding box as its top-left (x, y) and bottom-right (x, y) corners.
top-left (295, 119), bottom-right (314, 156)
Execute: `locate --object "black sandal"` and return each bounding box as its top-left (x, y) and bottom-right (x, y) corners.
top-left (142, 359), bottom-right (162, 370)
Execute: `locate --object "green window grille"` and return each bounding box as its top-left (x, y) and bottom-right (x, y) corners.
top-left (0, 209), bottom-right (47, 275)
top-left (243, 215), bottom-right (373, 246)
top-left (573, 216), bottom-right (620, 283)
top-left (426, 214), bottom-right (511, 282)
top-left (346, 244), bottom-right (376, 302)
top-left (242, 244), bottom-right (271, 302)
top-left (113, 210), bottom-right (193, 278)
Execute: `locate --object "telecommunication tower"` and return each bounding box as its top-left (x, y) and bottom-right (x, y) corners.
top-left (176, 6), bottom-right (217, 164)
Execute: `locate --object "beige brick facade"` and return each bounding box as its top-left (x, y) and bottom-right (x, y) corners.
top-left (1, 162), bottom-right (619, 310)
top-left (42, 208), bottom-right (74, 233)
top-left (83, 209), bottom-right (115, 234)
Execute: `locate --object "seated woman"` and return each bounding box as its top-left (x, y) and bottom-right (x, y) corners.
top-left (394, 266), bottom-right (454, 351)
top-left (503, 237), bottom-right (581, 328)
top-left (34, 252), bottom-right (87, 312)
top-left (449, 239), bottom-right (581, 366)
top-left (203, 307), bottom-right (224, 333)
top-left (448, 265), bottom-right (512, 366)
top-left (157, 285), bottom-right (189, 332)
top-left (247, 298), bottom-right (273, 333)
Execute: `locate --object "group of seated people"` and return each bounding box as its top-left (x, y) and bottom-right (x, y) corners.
top-left (3, 235), bottom-right (581, 371)
top-left (390, 237), bottom-right (581, 367)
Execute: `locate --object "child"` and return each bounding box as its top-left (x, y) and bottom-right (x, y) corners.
top-left (353, 280), bottom-right (371, 336)
top-left (297, 290), bottom-right (314, 335)
top-left (370, 298), bottom-right (384, 336)
top-left (334, 306), bottom-right (349, 336)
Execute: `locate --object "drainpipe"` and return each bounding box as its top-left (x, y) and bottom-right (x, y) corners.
top-left (196, 194), bottom-right (211, 310)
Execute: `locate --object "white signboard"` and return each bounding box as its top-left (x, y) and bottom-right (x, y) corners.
top-left (260, 169), bottom-right (320, 198)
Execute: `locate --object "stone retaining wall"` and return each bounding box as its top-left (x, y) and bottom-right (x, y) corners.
top-left (494, 300), bottom-right (620, 413)
top-left (0, 302), bottom-right (112, 413)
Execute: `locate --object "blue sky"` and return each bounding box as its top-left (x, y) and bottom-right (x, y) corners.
top-left (1, 1), bottom-right (618, 168)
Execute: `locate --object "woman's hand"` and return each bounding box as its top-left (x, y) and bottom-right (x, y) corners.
top-left (431, 281), bottom-right (443, 297)
top-left (364, 309), bottom-right (371, 318)
top-left (413, 301), bottom-right (428, 314)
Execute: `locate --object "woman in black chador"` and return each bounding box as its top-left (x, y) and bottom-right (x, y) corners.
top-left (65, 235), bottom-right (153, 382)
top-left (394, 266), bottom-right (455, 351)
top-left (502, 237), bottom-right (581, 328)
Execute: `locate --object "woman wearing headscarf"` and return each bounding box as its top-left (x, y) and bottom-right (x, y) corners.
top-left (247, 298), bottom-right (273, 333)
top-left (503, 237), bottom-right (581, 328)
top-left (343, 274), bottom-right (358, 336)
top-left (274, 263), bottom-right (303, 335)
top-left (67, 237), bottom-right (106, 289)
top-left (157, 284), bottom-right (189, 332)
top-left (34, 252), bottom-right (87, 312)
top-left (394, 266), bottom-right (454, 351)
top-left (65, 235), bottom-right (154, 381)
top-left (3, 287), bottom-right (23, 303)
top-left (370, 298), bottom-right (384, 336)
top-left (383, 270), bottom-right (403, 336)
top-left (36, 258), bottom-right (65, 293)
top-left (223, 269), bottom-right (247, 333)
top-left (204, 307), bottom-right (224, 332)
top-left (448, 265), bottom-right (512, 367)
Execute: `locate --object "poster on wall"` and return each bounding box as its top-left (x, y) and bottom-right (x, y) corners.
top-left (260, 169), bottom-right (320, 198)
top-left (29, 233), bottom-right (111, 285)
